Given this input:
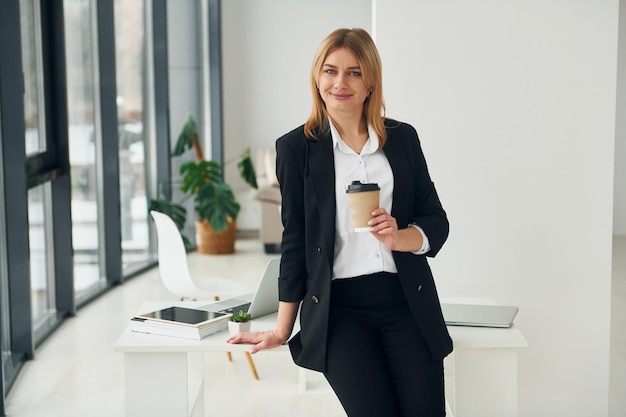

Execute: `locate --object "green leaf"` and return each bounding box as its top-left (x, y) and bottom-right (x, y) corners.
top-left (237, 147), bottom-right (258, 189)
top-left (148, 199), bottom-right (187, 230)
top-left (195, 182), bottom-right (240, 232)
top-left (148, 199), bottom-right (194, 251)
top-left (229, 310), bottom-right (251, 322)
top-left (179, 160), bottom-right (223, 195)
top-left (172, 115), bottom-right (197, 157)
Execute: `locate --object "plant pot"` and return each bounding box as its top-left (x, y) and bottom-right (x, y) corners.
top-left (228, 320), bottom-right (251, 336)
top-left (195, 218), bottom-right (236, 254)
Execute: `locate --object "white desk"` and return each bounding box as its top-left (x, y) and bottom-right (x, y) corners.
top-left (115, 301), bottom-right (526, 417)
top-left (115, 301), bottom-right (286, 417)
top-left (445, 323), bottom-right (527, 416)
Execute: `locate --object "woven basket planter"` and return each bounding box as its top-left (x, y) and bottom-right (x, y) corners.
top-left (195, 218), bottom-right (236, 254)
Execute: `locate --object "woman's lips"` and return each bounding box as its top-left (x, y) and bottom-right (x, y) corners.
top-left (331, 93), bottom-right (352, 100)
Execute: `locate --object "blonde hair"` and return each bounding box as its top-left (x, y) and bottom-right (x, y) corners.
top-left (304, 28), bottom-right (387, 146)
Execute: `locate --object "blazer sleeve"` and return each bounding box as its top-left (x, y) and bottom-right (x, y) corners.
top-left (406, 125), bottom-right (449, 257)
top-left (275, 129), bottom-right (308, 302)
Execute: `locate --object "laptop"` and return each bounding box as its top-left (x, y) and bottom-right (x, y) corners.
top-left (203, 258), bottom-right (280, 319)
top-left (441, 303), bottom-right (519, 328)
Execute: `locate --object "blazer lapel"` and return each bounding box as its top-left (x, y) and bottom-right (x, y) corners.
top-left (306, 134), bottom-right (336, 266)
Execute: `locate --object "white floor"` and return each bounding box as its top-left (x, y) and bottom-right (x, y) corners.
top-left (3, 237), bottom-right (626, 417)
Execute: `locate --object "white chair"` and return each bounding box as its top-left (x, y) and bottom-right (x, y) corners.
top-left (149, 210), bottom-right (249, 301)
top-left (150, 210), bottom-right (260, 379)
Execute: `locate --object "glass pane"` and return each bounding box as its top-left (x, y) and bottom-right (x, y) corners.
top-left (20, 0), bottom-right (46, 155)
top-left (28, 183), bottom-right (56, 330)
top-left (0, 103), bottom-right (10, 384)
top-left (64, 0), bottom-right (105, 296)
top-left (115, 0), bottom-right (152, 271)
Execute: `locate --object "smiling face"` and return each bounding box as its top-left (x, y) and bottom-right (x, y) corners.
top-left (317, 47), bottom-right (370, 119)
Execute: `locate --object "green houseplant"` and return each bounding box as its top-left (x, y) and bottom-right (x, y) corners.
top-left (228, 309), bottom-right (252, 336)
top-left (229, 310), bottom-right (251, 323)
top-left (149, 115), bottom-right (257, 254)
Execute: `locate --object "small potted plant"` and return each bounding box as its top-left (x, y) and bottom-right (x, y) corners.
top-left (228, 309), bottom-right (252, 336)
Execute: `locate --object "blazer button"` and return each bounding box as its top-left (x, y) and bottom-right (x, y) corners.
top-left (317, 247), bottom-right (321, 255)
top-left (311, 296), bottom-right (319, 304)
top-left (417, 285), bottom-right (423, 293)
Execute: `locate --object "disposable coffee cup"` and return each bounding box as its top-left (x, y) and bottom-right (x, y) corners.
top-left (346, 181), bottom-right (380, 232)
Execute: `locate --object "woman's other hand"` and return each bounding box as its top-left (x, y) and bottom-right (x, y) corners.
top-left (227, 330), bottom-right (287, 354)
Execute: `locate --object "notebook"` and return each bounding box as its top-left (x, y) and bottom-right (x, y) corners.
top-left (203, 258), bottom-right (280, 319)
top-left (441, 303), bottom-right (519, 328)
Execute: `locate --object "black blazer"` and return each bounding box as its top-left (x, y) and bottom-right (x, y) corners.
top-left (275, 119), bottom-right (453, 372)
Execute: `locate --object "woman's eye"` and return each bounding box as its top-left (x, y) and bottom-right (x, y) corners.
top-left (350, 71), bottom-right (361, 76)
top-left (324, 69), bottom-right (336, 75)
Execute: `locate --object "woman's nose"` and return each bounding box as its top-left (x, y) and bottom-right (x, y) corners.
top-left (334, 72), bottom-right (347, 88)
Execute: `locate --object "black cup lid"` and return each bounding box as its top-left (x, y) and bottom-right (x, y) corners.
top-left (346, 180), bottom-right (380, 193)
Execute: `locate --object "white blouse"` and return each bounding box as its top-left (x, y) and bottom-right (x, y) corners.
top-left (329, 120), bottom-right (430, 280)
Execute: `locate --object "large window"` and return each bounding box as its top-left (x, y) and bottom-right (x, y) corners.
top-left (64, 0), bottom-right (106, 299)
top-left (28, 184), bottom-right (55, 333)
top-left (115, 0), bottom-right (154, 272)
top-left (20, 0), bottom-right (57, 333)
top-left (21, 0), bottom-right (47, 156)
top-left (0, 1), bottom-right (167, 411)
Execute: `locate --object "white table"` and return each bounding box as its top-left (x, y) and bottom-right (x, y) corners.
top-left (115, 300), bottom-right (526, 417)
top-left (445, 323), bottom-right (527, 416)
top-left (441, 297), bottom-right (528, 417)
top-left (115, 301), bottom-right (286, 417)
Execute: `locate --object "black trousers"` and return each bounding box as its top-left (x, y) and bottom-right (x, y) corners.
top-left (323, 272), bottom-right (446, 417)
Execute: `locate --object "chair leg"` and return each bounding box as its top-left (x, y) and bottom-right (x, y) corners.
top-left (244, 352), bottom-right (259, 380)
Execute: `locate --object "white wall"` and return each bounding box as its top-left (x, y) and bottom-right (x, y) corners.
top-left (221, 0), bottom-right (372, 229)
top-left (375, 1), bottom-right (617, 416)
top-left (616, 0), bottom-right (626, 236)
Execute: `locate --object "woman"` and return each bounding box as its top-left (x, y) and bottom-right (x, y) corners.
top-left (228, 27), bottom-right (452, 416)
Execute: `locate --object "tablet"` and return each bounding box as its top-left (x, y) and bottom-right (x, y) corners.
top-left (134, 306), bottom-right (231, 328)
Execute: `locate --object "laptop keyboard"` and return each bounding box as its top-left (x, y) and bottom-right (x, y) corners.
top-left (219, 302), bottom-right (251, 314)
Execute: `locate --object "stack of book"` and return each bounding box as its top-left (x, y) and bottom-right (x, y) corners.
top-left (130, 306), bottom-right (232, 340)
